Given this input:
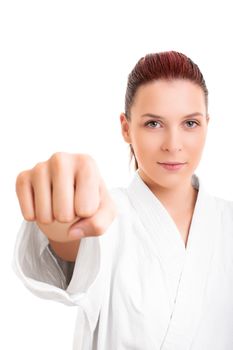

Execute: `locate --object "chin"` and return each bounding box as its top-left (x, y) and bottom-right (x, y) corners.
top-left (151, 170), bottom-right (192, 187)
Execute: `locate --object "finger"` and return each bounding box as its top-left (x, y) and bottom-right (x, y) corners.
top-left (73, 159), bottom-right (100, 218)
top-left (31, 162), bottom-right (53, 224)
top-left (68, 178), bottom-right (117, 239)
top-left (15, 171), bottom-right (35, 221)
top-left (51, 156), bottom-right (76, 223)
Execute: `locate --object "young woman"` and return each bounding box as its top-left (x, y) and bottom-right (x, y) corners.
top-left (13, 51), bottom-right (233, 349)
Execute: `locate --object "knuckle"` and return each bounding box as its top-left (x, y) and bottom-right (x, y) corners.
top-left (77, 153), bottom-right (96, 170)
top-left (15, 170), bottom-right (30, 190)
top-left (23, 213), bottom-right (35, 222)
top-left (31, 162), bottom-right (48, 182)
top-left (36, 215), bottom-right (53, 225)
top-left (49, 152), bottom-right (72, 174)
top-left (76, 208), bottom-right (94, 218)
top-left (33, 162), bottom-right (47, 176)
top-left (54, 212), bottom-right (74, 223)
top-left (50, 152), bottom-right (68, 165)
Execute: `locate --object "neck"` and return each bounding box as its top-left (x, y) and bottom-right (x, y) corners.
top-left (155, 184), bottom-right (198, 216)
top-left (138, 170), bottom-right (198, 215)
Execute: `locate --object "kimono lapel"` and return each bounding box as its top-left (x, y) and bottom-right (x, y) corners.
top-left (126, 170), bottom-right (220, 349)
top-left (160, 178), bottom-right (220, 349)
top-left (126, 170), bottom-right (191, 308)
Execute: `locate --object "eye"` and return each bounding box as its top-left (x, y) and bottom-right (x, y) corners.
top-left (144, 120), bottom-right (200, 129)
top-left (145, 120), bottom-right (161, 128)
top-left (185, 120), bottom-right (199, 128)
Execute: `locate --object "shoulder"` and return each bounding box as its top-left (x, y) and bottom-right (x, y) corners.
top-left (212, 195), bottom-right (233, 228)
top-left (213, 195), bottom-right (233, 212)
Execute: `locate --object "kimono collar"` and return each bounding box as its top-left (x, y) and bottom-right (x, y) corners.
top-left (126, 170), bottom-right (220, 348)
top-left (126, 170), bottom-right (204, 256)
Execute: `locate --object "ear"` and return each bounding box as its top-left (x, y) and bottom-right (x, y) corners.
top-left (120, 113), bottom-right (132, 144)
top-left (206, 113), bottom-right (210, 124)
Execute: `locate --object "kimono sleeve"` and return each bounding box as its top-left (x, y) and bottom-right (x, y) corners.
top-left (12, 216), bottom-right (118, 333)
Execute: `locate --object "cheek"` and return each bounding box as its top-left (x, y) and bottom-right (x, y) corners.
top-left (133, 134), bottom-right (158, 154)
top-left (132, 129), bottom-right (207, 156)
top-left (185, 132), bottom-right (206, 149)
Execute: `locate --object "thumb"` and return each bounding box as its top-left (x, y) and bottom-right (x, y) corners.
top-left (68, 216), bottom-right (94, 239)
top-left (68, 186), bottom-right (117, 240)
top-left (68, 202), bottom-right (117, 240)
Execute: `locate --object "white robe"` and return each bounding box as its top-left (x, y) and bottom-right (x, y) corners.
top-left (12, 170), bottom-right (233, 349)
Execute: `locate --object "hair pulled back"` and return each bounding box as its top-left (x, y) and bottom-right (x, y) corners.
top-left (124, 51), bottom-right (208, 170)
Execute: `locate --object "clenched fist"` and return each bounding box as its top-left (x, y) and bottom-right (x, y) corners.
top-left (15, 153), bottom-right (117, 248)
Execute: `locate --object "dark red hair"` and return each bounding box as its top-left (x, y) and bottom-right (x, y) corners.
top-left (124, 50), bottom-right (209, 170)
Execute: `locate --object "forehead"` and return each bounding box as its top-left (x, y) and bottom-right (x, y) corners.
top-left (131, 79), bottom-right (206, 114)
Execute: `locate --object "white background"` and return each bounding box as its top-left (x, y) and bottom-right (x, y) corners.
top-left (1, 0), bottom-right (233, 348)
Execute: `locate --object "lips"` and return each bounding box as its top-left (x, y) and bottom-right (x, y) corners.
top-left (158, 162), bottom-right (186, 165)
top-left (158, 162), bottom-right (186, 171)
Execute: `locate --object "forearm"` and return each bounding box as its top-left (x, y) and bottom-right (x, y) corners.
top-left (48, 239), bottom-right (81, 262)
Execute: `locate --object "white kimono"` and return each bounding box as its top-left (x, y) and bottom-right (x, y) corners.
top-left (12, 170), bottom-right (233, 349)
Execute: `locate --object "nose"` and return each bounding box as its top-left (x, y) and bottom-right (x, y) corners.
top-left (160, 129), bottom-right (182, 152)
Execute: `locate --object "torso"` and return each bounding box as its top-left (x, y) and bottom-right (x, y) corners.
top-left (176, 219), bottom-right (192, 248)
top-left (171, 188), bottom-right (198, 248)
top-left (171, 207), bottom-right (196, 248)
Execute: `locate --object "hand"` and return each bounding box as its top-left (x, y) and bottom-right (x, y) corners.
top-left (16, 152), bottom-right (117, 243)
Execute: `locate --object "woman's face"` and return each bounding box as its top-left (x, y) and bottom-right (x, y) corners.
top-left (120, 79), bottom-right (209, 190)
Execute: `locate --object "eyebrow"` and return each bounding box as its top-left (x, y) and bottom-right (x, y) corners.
top-left (141, 112), bottom-right (204, 119)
